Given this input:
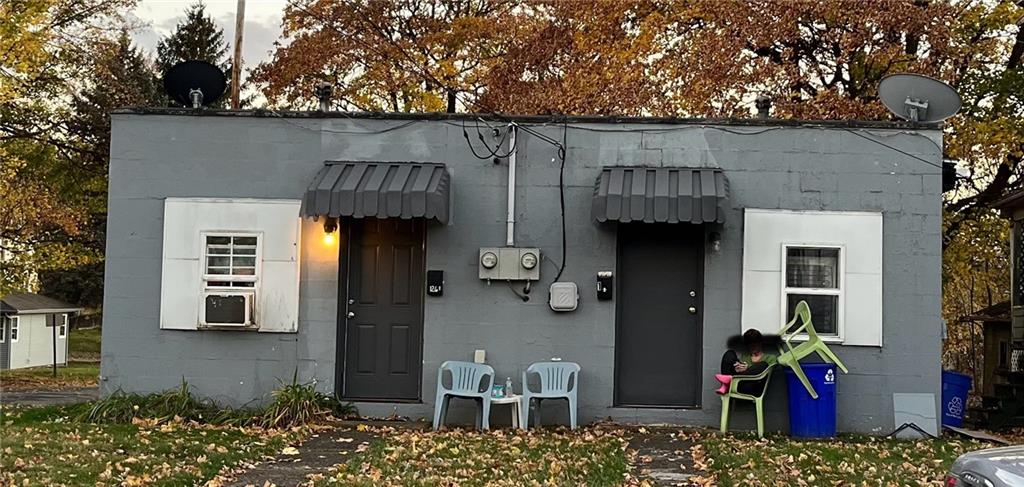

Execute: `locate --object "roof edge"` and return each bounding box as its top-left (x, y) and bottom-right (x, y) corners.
top-left (11, 308), bottom-right (83, 315)
top-left (110, 107), bottom-right (941, 130)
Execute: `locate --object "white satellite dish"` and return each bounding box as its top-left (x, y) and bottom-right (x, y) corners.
top-left (878, 73), bottom-right (961, 122)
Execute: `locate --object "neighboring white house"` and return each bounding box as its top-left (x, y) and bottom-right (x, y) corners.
top-left (0, 293), bottom-right (82, 370)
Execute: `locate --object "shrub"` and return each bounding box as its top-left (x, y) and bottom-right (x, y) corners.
top-left (77, 379), bottom-right (220, 424)
top-left (78, 376), bottom-right (356, 428)
top-left (259, 373), bottom-right (358, 428)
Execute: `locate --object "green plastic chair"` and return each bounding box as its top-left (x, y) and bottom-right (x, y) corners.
top-left (719, 364), bottom-right (775, 438)
top-left (776, 300), bottom-right (849, 399)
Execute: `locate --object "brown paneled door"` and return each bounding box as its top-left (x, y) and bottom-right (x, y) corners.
top-left (339, 218), bottom-right (425, 401)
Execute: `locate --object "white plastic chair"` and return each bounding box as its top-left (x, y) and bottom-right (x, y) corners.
top-left (432, 361), bottom-right (495, 430)
top-left (520, 361), bottom-right (580, 430)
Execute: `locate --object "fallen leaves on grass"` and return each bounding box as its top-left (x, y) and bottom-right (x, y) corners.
top-left (0, 362), bottom-right (99, 391)
top-left (693, 430), bottom-right (988, 486)
top-left (320, 426), bottom-right (633, 486)
top-left (0, 404), bottom-right (302, 486)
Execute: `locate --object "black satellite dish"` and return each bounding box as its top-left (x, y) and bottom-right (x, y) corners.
top-left (163, 60), bottom-right (227, 108)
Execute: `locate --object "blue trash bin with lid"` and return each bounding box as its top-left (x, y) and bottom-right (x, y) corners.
top-left (785, 363), bottom-right (838, 438)
top-left (941, 371), bottom-right (972, 428)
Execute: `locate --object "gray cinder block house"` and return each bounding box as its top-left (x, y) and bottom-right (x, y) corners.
top-left (102, 110), bottom-right (943, 433)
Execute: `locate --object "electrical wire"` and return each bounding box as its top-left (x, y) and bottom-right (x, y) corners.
top-left (463, 118), bottom-right (518, 160)
top-left (461, 119), bottom-right (519, 160)
top-left (506, 280), bottom-right (529, 301)
top-left (840, 128), bottom-right (945, 170)
top-left (552, 121), bottom-right (568, 284)
top-left (264, 109), bottom-right (423, 135)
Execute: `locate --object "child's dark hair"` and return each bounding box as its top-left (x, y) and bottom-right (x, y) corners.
top-left (742, 328), bottom-right (763, 345)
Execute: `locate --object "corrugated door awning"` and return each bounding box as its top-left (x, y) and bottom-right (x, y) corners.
top-left (592, 167), bottom-right (729, 223)
top-left (302, 162), bottom-right (451, 223)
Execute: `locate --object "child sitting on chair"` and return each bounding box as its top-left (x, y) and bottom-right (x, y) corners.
top-left (716, 329), bottom-right (777, 395)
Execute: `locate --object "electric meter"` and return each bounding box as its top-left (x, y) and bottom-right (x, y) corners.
top-left (521, 251), bottom-right (538, 269)
top-left (481, 251), bottom-right (498, 269)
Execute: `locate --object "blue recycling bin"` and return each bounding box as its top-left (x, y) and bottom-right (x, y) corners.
top-left (941, 370), bottom-right (972, 428)
top-left (785, 363), bottom-right (838, 438)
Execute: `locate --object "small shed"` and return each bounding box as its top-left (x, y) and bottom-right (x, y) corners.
top-left (0, 293), bottom-right (82, 370)
top-left (961, 301), bottom-right (1011, 397)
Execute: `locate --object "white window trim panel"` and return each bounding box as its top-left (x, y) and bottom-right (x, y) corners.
top-left (59, 314), bottom-right (68, 338)
top-left (10, 316), bottom-right (19, 342)
top-left (159, 198), bottom-right (302, 333)
top-left (780, 244), bottom-right (845, 344)
top-left (0, 318), bottom-right (5, 343)
top-left (741, 209), bottom-right (883, 347)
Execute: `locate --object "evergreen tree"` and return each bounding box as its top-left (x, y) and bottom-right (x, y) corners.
top-left (39, 31), bottom-right (165, 308)
top-left (156, 2), bottom-right (232, 107)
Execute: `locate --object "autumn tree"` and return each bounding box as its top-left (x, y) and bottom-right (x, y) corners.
top-left (0, 0), bottom-right (135, 295)
top-left (41, 30), bottom-right (164, 307)
top-left (477, 1), bottom-right (672, 115)
top-left (253, 0), bottom-right (518, 112)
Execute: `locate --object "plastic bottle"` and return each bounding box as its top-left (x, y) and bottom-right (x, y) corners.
top-left (505, 377), bottom-right (514, 396)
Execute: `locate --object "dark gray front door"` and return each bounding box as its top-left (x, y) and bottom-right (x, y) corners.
top-left (339, 218), bottom-right (425, 400)
top-left (615, 223), bottom-right (703, 407)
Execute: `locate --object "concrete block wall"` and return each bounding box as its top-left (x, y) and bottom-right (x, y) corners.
top-left (103, 113), bottom-right (942, 432)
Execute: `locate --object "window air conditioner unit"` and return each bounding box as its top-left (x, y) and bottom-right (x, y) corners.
top-left (201, 291), bottom-right (254, 327)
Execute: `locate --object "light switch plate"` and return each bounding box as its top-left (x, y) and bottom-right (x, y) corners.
top-left (549, 282), bottom-right (579, 311)
top-left (474, 349), bottom-right (486, 364)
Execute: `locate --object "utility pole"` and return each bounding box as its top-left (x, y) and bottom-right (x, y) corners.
top-left (231, 0), bottom-right (245, 109)
top-left (51, 314), bottom-right (57, 378)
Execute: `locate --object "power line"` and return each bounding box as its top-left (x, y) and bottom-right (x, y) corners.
top-left (840, 128), bottom-right (944, 170)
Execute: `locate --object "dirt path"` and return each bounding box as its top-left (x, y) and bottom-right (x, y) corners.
top-left (625, 426), bottom-right (701, 486)
top-left (225, 421), bottom-right (426, 487)
top-left (0, 386), bottom-right (99, 406)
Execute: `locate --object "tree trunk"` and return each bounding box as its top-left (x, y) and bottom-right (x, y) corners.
top-left (447, 89), bottom-right (457, 113)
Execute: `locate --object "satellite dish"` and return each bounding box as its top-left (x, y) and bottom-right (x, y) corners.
top-left (163, 60), bottom-right (227, 108)
top-left (878, 73), bottom-right (961, 123)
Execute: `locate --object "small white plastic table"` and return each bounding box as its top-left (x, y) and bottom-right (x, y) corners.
top-left (490, 394), bottom-right (522, 428)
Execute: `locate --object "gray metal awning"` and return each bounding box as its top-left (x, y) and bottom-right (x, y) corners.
top-left (592, 167), bottom-right (729, 223)
top-left (302, 162), bottom-right (451, 223)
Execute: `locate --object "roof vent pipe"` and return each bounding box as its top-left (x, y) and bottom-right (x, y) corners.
top-left (755, 94), bottom-right (772, 118)
top-left (315, 82), bottom-right (333, 112)
top-left (506, 124), bottom-right (518, 246)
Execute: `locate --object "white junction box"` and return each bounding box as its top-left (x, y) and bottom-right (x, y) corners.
top-left (479, 247), bottom-right (540, 281)
top-left (549, 282), bottom-right (579, 312)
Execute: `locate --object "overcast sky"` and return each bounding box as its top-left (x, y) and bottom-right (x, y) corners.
top-left (129, 0), bottom-right (288, 73)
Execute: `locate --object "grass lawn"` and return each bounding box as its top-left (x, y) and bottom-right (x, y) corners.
top-left (695, 431), bottom-right (986, 486)
top-left (318, 427), bottom-right (632, 486)
top-left (69, 326), bottom-right (101, 360)
top-left (0, 361), bottom-right (99, 390)
top-left (0, 405), bottom-right (300, 486)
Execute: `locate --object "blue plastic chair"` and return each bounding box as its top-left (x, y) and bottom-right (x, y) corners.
top-left (520, 361), bottom-right (580, 430)
top-left (432, 361), bottom-right (495, 431)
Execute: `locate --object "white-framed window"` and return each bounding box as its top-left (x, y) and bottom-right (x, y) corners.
top-left (59, 314), bottom-right (68, 338)
top-left (782, 245), bottom-right (844, 337)
top-left (201, 233), bottom-right (260, 327)
top-left (159, 198), bottom-right (301, 332)
top-left (10, 316), bottom-right (19, 342)
top-left (0, 317), bottom-right (6, 343)
top-left (742, 209), bottom-right (883, 347)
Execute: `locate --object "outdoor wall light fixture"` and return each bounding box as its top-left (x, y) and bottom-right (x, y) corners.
top-left (708, 231), bottom-right (722, 253)
top-left (322, 217), bottom-right (339, 246)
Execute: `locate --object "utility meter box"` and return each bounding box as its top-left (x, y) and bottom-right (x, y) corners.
top-left (549, 282), bottom-right (579, 311)
top-left (479, 247), bottom-right (540, 281)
